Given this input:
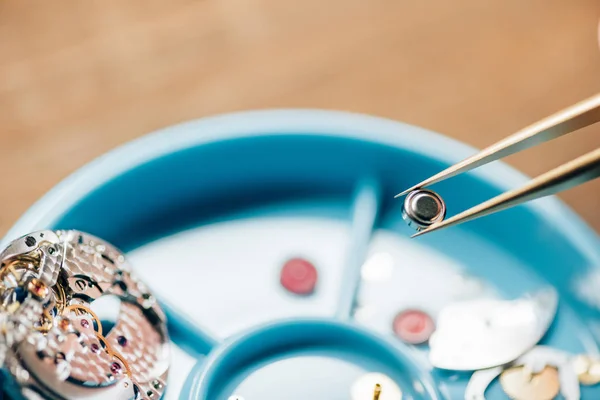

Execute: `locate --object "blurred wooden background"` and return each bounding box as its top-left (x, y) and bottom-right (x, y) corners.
top-left (0, 0), bottom-right (599, 235)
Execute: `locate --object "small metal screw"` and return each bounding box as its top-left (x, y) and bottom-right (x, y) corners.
top-left (141, 293), bottom-right (155, 309)
top-left (58, 318), bottom-right (71, 331)
top-left (152, 379), bottom-right (163, 390)
top-left (74, 279), bottom-right (87, 291)
top-left (25, 236), bottom-right (36, 247)
top-left (54, 352), bottom-right (66, 363)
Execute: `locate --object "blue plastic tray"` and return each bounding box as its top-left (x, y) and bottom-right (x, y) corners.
top-left (4, 110), bottom-right (600, 399)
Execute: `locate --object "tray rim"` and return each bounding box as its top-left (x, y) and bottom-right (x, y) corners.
top-left (3, 108), bottom-right (599, 264)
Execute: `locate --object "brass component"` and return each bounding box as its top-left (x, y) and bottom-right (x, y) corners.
top-left (52, 283), bottom-right (67, 314)
top-left (351, 373), bottom-right (402, 400)
top-left (500, 365), bottom-right (560, 400)
top-left (58, 317), bottom-right (71, 332)
top-left (1, 258), bottom-right (37, 278)
top-left (373, 383), bottom-right (382, 400)
top-left (2, 261), bottom-right (26, 284)
top-left (93, 332), bottom-right (132, 377)
top-left (95, 333), bottom-right (113, 354)
top-left (63, 304), bottom-right (103, 336)
top-left (573, 354), bottom-right (600, 386)
top-left (34, 310), bottom-right (54, 333)
top-left (27, 278), bottom-right (49, 298)
top-left (7, 265), bottom-right (21, 279)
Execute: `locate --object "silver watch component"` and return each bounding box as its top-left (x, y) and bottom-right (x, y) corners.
top-left (572, 353), bottom-right (600, 386)
top-left (464, 366), bottom-right (503, 400)
top-left (401, 189), bottom-right (446, 231)
top-left (0, 230), bottom-right (170, 400)
top-left (429, 288), bottom-right (558, 371)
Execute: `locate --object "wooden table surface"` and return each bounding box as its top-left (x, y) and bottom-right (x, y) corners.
top-left (1, 0), bottom-right (599, 236)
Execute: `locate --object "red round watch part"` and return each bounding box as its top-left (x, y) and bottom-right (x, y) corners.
top-left (392, 309), bottom-right (435, 345)
top-left (280, 257), bottom-right (318, 295)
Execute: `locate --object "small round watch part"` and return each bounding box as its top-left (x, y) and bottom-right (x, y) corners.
top-left (351, 372), bottom-right (402, 400)
top-left (428, 289), bottom-right (558, 371)
top-left (499, 365), bottom-right (560, 400)
top-left (280, 257), bottom-right (318, 295)
top-left (401, 189), bottom-right (446, 231)
top-left (392, 309), bottom-right (435, 345)
top-left (0, 230), bottom-right (171, 400)
top-left (573, 354), bottom-right (600, 385)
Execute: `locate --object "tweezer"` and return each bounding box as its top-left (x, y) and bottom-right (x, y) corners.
top-left (395, 92), bottom-right (600, 237)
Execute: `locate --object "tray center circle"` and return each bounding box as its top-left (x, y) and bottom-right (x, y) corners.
top-left (185, 318), bottom-right (442, 400)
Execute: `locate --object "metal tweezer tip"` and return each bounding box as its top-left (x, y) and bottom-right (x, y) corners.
top-left (410, 230), bottom-right (427, 238)
top-left (410, 222), bottom-right (445, 238)
top-left (394, 185), bottom-right (420, 198)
